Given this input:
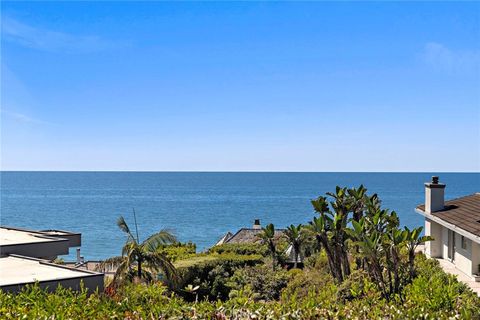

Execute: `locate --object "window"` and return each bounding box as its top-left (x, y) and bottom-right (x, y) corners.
top-left (461, 236), bottom-right (467, 250)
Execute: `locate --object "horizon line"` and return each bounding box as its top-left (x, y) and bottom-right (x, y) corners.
top-left (1, 170), bottom-right (479, 174)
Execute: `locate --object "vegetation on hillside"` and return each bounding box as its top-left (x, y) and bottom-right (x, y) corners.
top-left (1, 186), bottom-right (479, 319)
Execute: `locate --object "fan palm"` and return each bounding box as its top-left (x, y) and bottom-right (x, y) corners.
top-left (98, 213), bottom-right (178, 287)
top-left (258, 223), bottom-right (277, 270)
top-left (284, 224), bottom-right (303, 268)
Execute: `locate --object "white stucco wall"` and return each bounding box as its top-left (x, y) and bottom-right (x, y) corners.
top-left (425, 218), bottom-right (442, 258)
top-left (471, 242), bottom-right (480, 275)
top-left (442, 227), bottom-right (449, 260)
top-left (454, 232), bottom-right (473, 276)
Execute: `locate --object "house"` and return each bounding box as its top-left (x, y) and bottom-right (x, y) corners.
top-left (416, 177), bottom-right (480, 281)
top-left (0, 226), bottom-right (104, 293)
top-left (214, 219), bottom-right (303, 266)
top-left (215, 219), bottom-right (285, 245)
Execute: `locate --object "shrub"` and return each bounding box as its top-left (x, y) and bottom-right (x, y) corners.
top-left (175, 252), bottom-right (263, 300)
top-left (336, 269), bottom-right (377, 302)
top-left (157, 242), bottom-right (196, 261)
top-left (228, 264), bottom-right (292, 301)
top-left (208, 243), bottom-right (268, 255)
top-left (282, 264), bottom-right (335, 300)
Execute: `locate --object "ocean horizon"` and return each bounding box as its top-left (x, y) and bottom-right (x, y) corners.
top-left (1, 171), bottom-right (479, 260)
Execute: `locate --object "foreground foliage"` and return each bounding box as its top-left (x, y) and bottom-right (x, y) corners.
top-left (3, 186), bottom-right (479, 319)
top-left (1, 254), bottom-right (479, 319)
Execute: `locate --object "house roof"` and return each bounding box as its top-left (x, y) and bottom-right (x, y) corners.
top-left (0, 255), bottom-right (102, 287)
top-left (0, 227), bottom-right (61, 246)
top-left (416, 193), bottom-right (480, 237)
top-left (215, 232), bottom-right (233, 246)
top-left (224, 228), bottom-right (285, 244)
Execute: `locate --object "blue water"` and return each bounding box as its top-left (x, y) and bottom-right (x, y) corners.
top-left (1, 172), bottom-right (478, 260)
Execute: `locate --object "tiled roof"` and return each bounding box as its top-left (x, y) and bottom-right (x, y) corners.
top-left (215, 232), bottom-right (233, 246)
top-left (224, 228), bottom-right (285, 244)
top-left (417, 193), bottom-right (480, 237)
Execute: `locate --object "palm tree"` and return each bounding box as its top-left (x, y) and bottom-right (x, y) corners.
top-left (98, 212), bottom-right (178, 287)
top-left (258, 223), bottom-right (277, 270)
top-left (284, 224), bottom-right (303, 268)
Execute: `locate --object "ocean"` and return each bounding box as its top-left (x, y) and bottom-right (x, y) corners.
top-left (1, 172), bottom-right (478, 260)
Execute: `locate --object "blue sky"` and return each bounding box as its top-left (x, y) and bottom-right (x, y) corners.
top-left (1, 2), bottom-right (479, 172)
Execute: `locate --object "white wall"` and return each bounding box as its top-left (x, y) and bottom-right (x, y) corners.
top-left (442, 227), bottom-right (449, 260)
top-left (425, 218), bottom-right (442, 258)
top-left (423, 217), bottom-right (480, 277)
top-left (454, 232), bottom-right (473, 277)
top-left (471, 242), bottom-right (480, 275)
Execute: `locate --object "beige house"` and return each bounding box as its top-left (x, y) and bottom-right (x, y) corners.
top-left (416, 177), bottom-right (480, 281)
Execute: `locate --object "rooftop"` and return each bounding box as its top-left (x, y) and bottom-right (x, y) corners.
top-left (417, 193), bottom-right (480, 237)
top-left (0, 227), bottom-right (60, 246)
top-left (224, 228), bottom-right (285, 244)
top-left (0, 255), bottom-right (101, 287)
top-left (40, 230), bottom-right (79, 236)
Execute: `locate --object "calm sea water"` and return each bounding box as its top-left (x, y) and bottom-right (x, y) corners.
top-left (1, 172), bottom-right (478, 260)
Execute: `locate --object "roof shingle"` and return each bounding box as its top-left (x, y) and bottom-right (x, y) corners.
top-left (417, 193), bottom-right (480, 236)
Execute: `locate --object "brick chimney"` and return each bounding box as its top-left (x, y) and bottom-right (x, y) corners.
top-left (253, 219), bottom-right (261, 230)
top-left (425, 176), bottom-right (445, 213)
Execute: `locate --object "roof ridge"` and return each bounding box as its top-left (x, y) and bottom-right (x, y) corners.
top-left (417, 193), bottom-right (480, 208)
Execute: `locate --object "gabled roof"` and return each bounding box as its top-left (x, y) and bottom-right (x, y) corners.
top-left (224, 228), bottom-right (285, 244)
top-left (416, 193), bottom-right (480, 237)
top-left (215, 232), bottom-right (233, 246)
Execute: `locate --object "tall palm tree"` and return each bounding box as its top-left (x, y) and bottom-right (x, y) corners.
top-left (98, 212), bottom-right (178, 287)
top-left (284, 224), bottom-right (303, 269)
top-left (258, 223), bottom-right (277, 270)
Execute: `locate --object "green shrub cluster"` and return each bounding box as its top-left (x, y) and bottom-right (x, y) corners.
top-left (174, 252), bottom-right (263, 300)
top-left (157, 241), bottom-right (197, 261)
top-left (4, 185), bottom-right (480, 319)
top-left (227, 264), bottom-right (292, 301)
top-left (2, 254), bottom-right (479, 320)
top-left (208, 243), bottom-right (268, 256)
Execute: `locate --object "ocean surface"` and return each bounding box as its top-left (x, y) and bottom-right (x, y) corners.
top-left (1, 172), bottom-right (478, 261)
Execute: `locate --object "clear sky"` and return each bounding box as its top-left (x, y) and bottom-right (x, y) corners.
top-left (1, 2), bottom-right (479, 172)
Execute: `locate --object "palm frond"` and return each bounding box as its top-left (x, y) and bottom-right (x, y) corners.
top-left (143, 251), bottom-right (178, 284)
top-left (111, 259), bottom-right (131, 286)
top-left (95, 256), bottom-right (125, 272)
top-left (117, 216), bottom-right (136, 242)
top-left (258, 223), bottom-right (275, 241)
top-left (143, 229), bottom-right (177, 251)
top-left (122, 240), bottom-right (138, 257)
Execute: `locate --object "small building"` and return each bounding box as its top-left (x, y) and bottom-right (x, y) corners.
top-left (214, 219), bottom-right (304, 267)
top-left (0, 227), bottom-right (80, 260)
top-left (0, 226), bottom-right (104, 293)
top-left (416, 177), bottom-right (480, 281)
top-left (215, 219), bottom-right (285, 245)
top-left (0, 255), bottom-right (104, 294)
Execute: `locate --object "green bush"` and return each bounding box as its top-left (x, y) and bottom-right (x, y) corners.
top-left (336, 269), bottom-right (377, 302)
top-left (175, 252), bottom-right (263, 300)
top-left (282, 263), bottom-right (336, 300)
top-left (2, 254), bottom-right (480, 319)
top-left (156, 242), bottom-right (196, 262)
top-left (208, 243), bottom-right (268, 255)
top-left (228, 264), bottom-right (292, 301)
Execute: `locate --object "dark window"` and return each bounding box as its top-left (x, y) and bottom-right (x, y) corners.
top-left (461, 236), bottom-right (467, 250)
